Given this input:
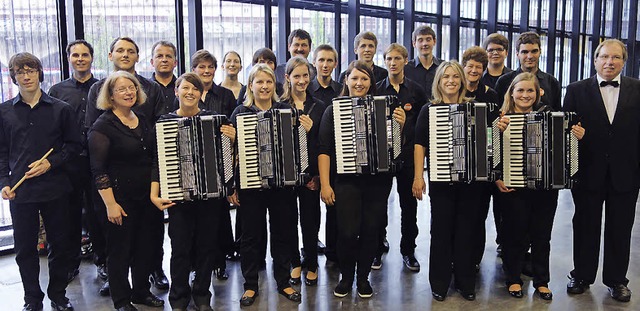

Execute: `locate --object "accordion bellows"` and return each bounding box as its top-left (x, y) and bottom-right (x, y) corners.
top-left (156, 115), bottom-right (234, 201)
top-left (236, 108), bottom-right (309, 189)
top-left (333, 95), bottom-right (402, 175)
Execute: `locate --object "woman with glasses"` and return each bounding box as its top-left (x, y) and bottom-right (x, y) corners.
top-left (88, 71), bottom-right (164, 311)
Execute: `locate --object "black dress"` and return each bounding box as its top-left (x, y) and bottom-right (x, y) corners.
top-left (88, 110), bottom-right (163, 309)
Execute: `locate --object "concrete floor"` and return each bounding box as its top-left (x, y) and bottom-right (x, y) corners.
top-left (1, 182), bottom-right (639, 310)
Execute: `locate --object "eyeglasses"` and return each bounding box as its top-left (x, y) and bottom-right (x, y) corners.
top-left (487, 48), bottom-right (505, 54)
top-left (16, 69), bottom-right (39, 77)
top-left (114, 85), bottom-right (137, 94)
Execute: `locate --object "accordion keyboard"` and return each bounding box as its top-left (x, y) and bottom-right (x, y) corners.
top-left (237, 114), bottom-right (261, 189)
top-left (156, 121), bottom-right (185, 201)
top-left (503, 115), bottom-right (526, 187)
top-left (334, 98), bottom-right (357, 174)
top-left (428, 105), bottom-right (453, 181)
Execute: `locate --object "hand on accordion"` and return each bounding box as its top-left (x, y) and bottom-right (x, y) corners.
top-left (496, 116), bottom-right (510, 132)
top-left (150, 195), bottom-right (176, 211)
top-left (393, 107), bottom-right (406, 128)
top-left (571, 122), bottom-right (585, 140)
top-left (299, 114), bottom-right (313, 133)
top-left (495, 180), bottom-right (516, 193)
top-left (220, 124), bottom-right (236, 143)
top-left (227, 189), bottom-right (240, 206)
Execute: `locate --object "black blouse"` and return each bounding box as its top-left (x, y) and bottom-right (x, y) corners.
top-left (284, 92), bottom-right (327, 176)
top-left (88, 110), bottom-right (155, 202)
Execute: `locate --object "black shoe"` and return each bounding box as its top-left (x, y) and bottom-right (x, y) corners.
top-left (334, 279), bottom-right (352, 298)
top-left (535, 287), bottom-right (553, 300)
top-left (431, 292), bottom-right (446, 301)
top-left (67, 268), bottom-right (79, 283)
top-left (149, 270), bottom-right (169, 290)
top-left (566, 275), bottom-right (589, 294)
top-left (239, 290), bottom-right (258, 307)
top-left (116, 303), bottom-right (138, 311)
top-left (508, 284), bottom-right (523, 298)
top-left (381, 238), bottom-right (390, 253)
top-left (278, 287), bottom-right (302, 302)
top-left (371, 256), bottom-right (382, 270)
top-left (402, 255), bottom-right (420, 272)
top-left (131, 294), bottom-right (164, 307)
top-left (51, 299), bottom-right (74, 311)
top-left (357, 279), bottom-right (373, 298)
top-left (317, 240), bottom-right (326, 254)
top-left (195, 304), bottom-right (214, 311)
top-left (456, 288), bottom-right (476, 301)
top-left (305, 270), bottom-right (318, 286)
top-left (608, 284), bottom-right (632, 302)
top-left (99, 281), bottom-right (110, 296)
top-left (97, 264), bottom-right (108, 281)
top-left (22, 302), bottom-right (43, 311)
top-left (214, 267), bottom-right (229, 280)
top-left (289, 266), bottom-right (302, 285)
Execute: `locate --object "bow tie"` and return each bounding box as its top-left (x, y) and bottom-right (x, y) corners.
top-left (600, 80), bottom-right (620, 87)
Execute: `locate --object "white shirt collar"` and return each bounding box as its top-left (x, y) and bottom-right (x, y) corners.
top-left (596, 73), bottom-right (621, 85)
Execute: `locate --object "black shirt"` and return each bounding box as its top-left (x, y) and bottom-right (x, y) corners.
top-left (48, 75), bottom-right (99, 154)
top-left (0, 91), bottom-right (81, 203)
top-left (376, 77), bottom-right (428, 167)
top-left (466, 81), bottom-right (499, 105)
top-left (495, 68), bottom-right (562, 112)
top-left (236, 83), bottom-right (284, 106)
top-left (309, 78), bottom-right (341, 109)
top-left (284, 93), bottom-right (327, 176)
top-left (338, 64), bottom-right (388, 86)
top-left (404, 56), bottom-right (442, 99)
top-left (88, 110), bottom-right (155, 202)
top-left (151, 73), bottom-right (177, 113)
top-left (199, 83), bottom-right (237, 118)
top-left (481, 66), bottom-right (513, 89)
top-left (85, 73), bottom-right (166, 130)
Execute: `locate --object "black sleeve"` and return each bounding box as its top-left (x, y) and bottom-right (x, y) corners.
top-left (85, 82), bottom-right (102, 131)
top-left (237, 86), bottom-right (247, 106)
top-left (88, 127), bottom-right (112, 190)
top-left (46, 103), bottom-right (82, 169)
top-left (0, 112), bottom-right (9, 187)
top-left (318, 105), bottom-right (335, 156)
top-left (222, 88), bottom-right (237, 118)
top-left (550, 77), bottom-right (562, 112)
top-left (414, 104), bottom-right (430, 147)
top-left (494, 75), bottom-right (509, 106)
top-left (150, 123), bottom-right (160, 183)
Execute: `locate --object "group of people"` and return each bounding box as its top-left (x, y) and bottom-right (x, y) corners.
top-left (0, 23), bottom-right (637, 311)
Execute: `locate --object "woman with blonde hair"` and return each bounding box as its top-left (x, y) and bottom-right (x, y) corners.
top-left (229, 64), bottom-right (302, 306)
top-left (412, 61), bottom-right (489, 302)
top-left (89, 71), bottom-right (164, 311)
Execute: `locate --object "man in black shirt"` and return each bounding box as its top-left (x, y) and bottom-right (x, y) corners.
top-left (1, 52), bottom-right (81, 311)
top-left (49, 39), bottom-right (102, 286)
top-left (150, 40), bottom-right (178, 113)
top-left (338, 32), bottom-right (388, 84)
top-left (85, 37), bottom-right (166, 130)
top-left (404, 25), bottom-right (442, 99)
top-left (480, 33), bottom-right (513, 89)
top-left (375, 43), bottom-right (427, 272)
top-left (495, 32), bottom-right (562, 112)
top-left (275, 29), bottom-right (315, 84)
top-left (310, 44), bottom-right (341, 107)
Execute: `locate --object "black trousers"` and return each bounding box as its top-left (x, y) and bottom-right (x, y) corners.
top-left (472, 183), bottom-right (493, 265)
top-left (571, 183), bottom-right (639, 287)
top-left (237, 188), bottom-right (297, 292)
top-left (88, 185), bottom-right (108, 267)
top-left (106, 198), bottom-right (164, 309)
top-left (501, 189), bottom-right (558, 287)
top-left (214, 201), bottom-right (235, 270)
top-left (167, 199), bottom-right (220, 309)
top-left (324, 194), bottom-right (338, 262)
top-left (66, 156), bottom-right (92, 271)
top-left (10, 196), bottom-right (71, 305)
top-left (291, 185), bottom-right (321, 271)
top-left (334, 174), bottom-right (392, 281)
top-left (379, 165), bottom-right (419, 256)
top-left (427, 182), bottom-right (486, 295)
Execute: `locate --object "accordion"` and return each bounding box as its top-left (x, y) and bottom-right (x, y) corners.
top-left (236, 108), bottom-right (309, 189)
top-left (155, 115), bottom-right (234, 201)
top-left (428, 102), bottom-right (498, 182)
top-left (332, 95), bottom-right (402, 175)
top-left (499, 111), bottom-right (579, 189)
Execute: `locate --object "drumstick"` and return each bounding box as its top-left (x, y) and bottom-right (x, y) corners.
top-left (10, 148), bottom-right (54, 193)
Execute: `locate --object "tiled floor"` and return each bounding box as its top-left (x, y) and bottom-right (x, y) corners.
top-left (1, 182), bottom-right (639, 310)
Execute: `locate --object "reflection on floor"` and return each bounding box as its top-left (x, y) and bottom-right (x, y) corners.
top-left (0, 183), bottom-right (639, 310)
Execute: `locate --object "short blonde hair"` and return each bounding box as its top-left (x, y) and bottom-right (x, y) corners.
top-left (243, 64), bottom-right (278, 107)
top-left (431, 61), bottom-right (469, 104)
top-left (96, 71), bottom-right (147, 110)
top-left (500, 72), bottom-right (541, 113)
